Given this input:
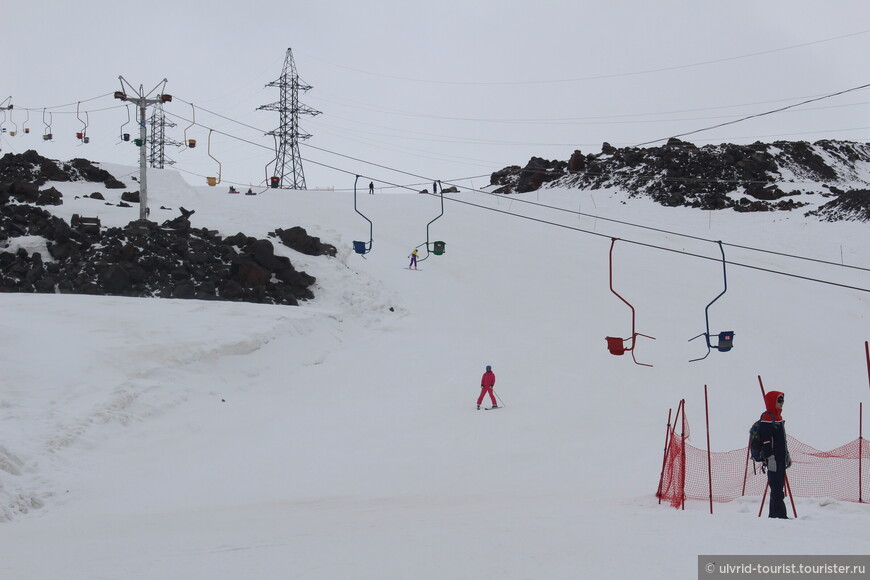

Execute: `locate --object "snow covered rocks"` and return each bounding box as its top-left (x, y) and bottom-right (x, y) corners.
top-left (0, 199), bottom-right (322, 306)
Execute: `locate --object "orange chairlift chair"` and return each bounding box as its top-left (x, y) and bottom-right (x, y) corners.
top-left (605, 238), bottom-right (656, 367)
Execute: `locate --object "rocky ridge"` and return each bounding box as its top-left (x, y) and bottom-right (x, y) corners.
top-left (0, 150), bottom-right (336, 304)
top-left (489, 139), bottom-right (870, 221)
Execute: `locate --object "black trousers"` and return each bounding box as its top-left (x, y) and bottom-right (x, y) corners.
top-left (767, 468), bottom-right (787, 518)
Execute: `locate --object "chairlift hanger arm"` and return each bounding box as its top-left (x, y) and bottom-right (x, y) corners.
top-left (352, 175), bottom-right (373, 254)
top-left (606, 238), bottom-right (655, 367)
top-left (703, 241), bottom-right (729, 335)
top-left (182, 103), bottom-right (196, 149)
top-left (417, 181), bottom-right (445, 262)
top-left (608, 238), bottom-right (638, 339)
top-left (207, 129), bottom-right (221, 185)
top-left (689, 241), bottom-right (733, 361)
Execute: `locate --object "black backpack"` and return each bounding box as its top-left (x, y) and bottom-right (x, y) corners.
top-left (749, 411), bottom-right (774, 462)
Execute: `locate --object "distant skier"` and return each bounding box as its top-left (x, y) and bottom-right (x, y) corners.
top-left (408, 249), bottom-right (419, 269)
top-left (477, 365), bottom-right (497, 410)
top-left (369, 181), bottom-right (374, 195)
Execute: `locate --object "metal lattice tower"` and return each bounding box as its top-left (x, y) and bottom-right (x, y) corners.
top-left (258, 48), bottom-right (320, 190)
top-left (148, 103), bottom-right (179, 169)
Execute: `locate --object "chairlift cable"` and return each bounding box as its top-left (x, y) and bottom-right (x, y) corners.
top-left (160, 109), bottom-right (869, 289)
top-left (634, 81), bottom-right (870, 147)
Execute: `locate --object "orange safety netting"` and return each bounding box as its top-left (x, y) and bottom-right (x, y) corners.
top-left (657, 420), bottom-right (869, 509)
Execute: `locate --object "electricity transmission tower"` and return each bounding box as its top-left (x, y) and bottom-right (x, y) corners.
top-left (258, 48), bottom-right (320, 190)
top-left (148, 102), bottom-right (179, 169)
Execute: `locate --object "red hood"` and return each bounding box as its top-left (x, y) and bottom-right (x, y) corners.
top-left (764, 390), bottom-right (784, 422)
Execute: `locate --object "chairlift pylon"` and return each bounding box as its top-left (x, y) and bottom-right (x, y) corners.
top-left (352, 175), bottom-right (373, 256)
top-left (415, 180), bottom-right (446, 261)
top-left (688, 240), bottom-right (734, 362)
top-left (605, 238), bottom-right (656, 367)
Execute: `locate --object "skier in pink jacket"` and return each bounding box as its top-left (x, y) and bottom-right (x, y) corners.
top-left (477, 365), bottom-right (497, 410)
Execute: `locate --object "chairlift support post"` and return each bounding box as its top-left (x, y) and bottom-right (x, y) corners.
top-left (688, 240), bottom-right (734, 362)
top-left (115, 76), bottom-right (171, 220)
top-left (352, 175), bottom-right (373, 255)
top-left (605, 237), bottom-right (655, 367)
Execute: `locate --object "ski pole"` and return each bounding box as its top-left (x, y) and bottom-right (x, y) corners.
top-left (494, 389), bottom-right (506, 408)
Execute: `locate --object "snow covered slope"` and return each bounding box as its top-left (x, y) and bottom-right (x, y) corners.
top-left (1, 165), bottom-right (868, 579)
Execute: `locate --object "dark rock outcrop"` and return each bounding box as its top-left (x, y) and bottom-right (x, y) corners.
top-left (273, 226), bottom-right (337, 257)
top-left (0, 203), bottom-right (323, 305)
top-left (489, 139), bottom-right (870, 219)
top-left (806, 189), bottom-right (870, 222)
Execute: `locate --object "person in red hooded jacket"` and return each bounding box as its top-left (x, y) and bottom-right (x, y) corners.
top-left (477, 365), bottom-right (497, 410)
top-left (758, 390), bottom-right (792, 518)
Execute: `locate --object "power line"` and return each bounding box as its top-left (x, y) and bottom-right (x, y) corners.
top-left (310, 90), bottom-right (870, 126)
top-left (297, 29), bottom-right (870, 86)
top-left (635, 82), bottom-right (870, 147)
top-left (13, 93), bottom-right (115, 112)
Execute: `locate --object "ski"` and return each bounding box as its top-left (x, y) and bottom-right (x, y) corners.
top-left (484, 406), bottom-right (501, 410)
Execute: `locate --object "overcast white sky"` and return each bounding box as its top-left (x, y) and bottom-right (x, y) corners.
top-left (2, 1), bottom-right (869, 190)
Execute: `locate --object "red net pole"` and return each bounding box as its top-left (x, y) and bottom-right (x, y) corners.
top-left (757, 375), bottom-right (766, 516)
top-left (657, 407), bottom-right (673, 504)
top-left (785, 474), bottom-right (798, 518)
top-left (742, 442), bottom-right (751, 497)
top-left (681, 399), bottom-right (687, 510)
top-left (757, 483), bottom-right (768, 517)
top-left (865, 341), bottom-right (869, 394)
top-left (705, 385), bottom-right (713, 515)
